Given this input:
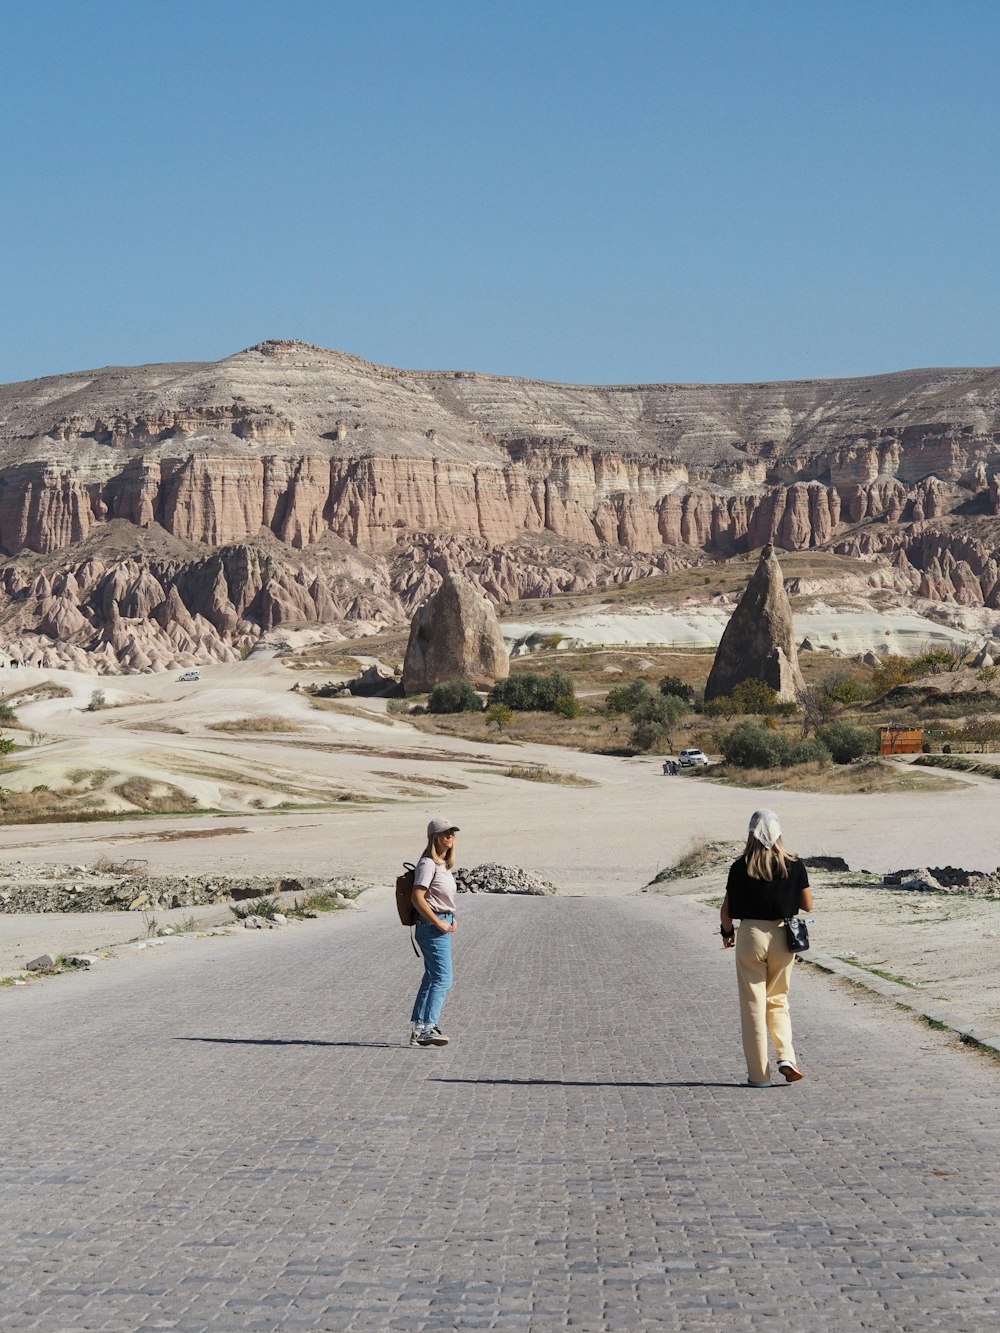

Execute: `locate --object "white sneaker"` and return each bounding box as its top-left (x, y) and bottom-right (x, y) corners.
top-left (416, 1026), bottom-right (449, 1046)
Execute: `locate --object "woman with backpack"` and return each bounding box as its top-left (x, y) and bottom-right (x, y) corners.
top-left (409, 817), bottom-right (460, 1047)
top-left (719, 808), bottom-right (813, 1087)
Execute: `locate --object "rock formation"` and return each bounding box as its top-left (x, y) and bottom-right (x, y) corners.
top-left (704, 545), bottom-right (806, 702)
top-left (402, 572), bottom-right (509, 694)
top-left (2, 340), bottom-right (1000, 671)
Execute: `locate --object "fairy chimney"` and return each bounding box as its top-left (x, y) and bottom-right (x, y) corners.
top-left (403, 572), bottom-right (509, 695)
top-left (705, 545), bottom-right (805, 702)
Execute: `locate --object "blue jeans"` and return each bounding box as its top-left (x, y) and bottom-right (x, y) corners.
top-left (410, 913), bottom-right (454, 1026)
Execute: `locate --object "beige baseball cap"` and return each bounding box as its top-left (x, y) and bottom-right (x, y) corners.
top-left (427, 817), bottom-right (460, 839)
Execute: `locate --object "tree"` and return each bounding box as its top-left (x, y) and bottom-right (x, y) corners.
top-left (730, 678), bottom-right (780, 715)
top-left (816, 720), bottom-right (877, 764)
top-left (719, 721), bottom-right (828, 769)
top-left (965, 715), bottom-right (1000, 752)
top-left (484, 703), bottom-right (514, 732)
top-left (658, 675), bottom-right (695, 704)
top-left (817, 668), bottom-right (870, 707)
top-left (871, 656), bottom-right (916, 696)
top-left (427, 680), bottom-right (482, 714)
top-left (604, 678), bottom-right (655, 716)
top-left (488, 671), bottom-right (575, 713)
top-left (628, 692), bottom-right (689, 752)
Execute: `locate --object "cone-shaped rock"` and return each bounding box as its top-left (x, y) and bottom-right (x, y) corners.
top-left (705, 545), bottom-right (805, 702)
top-left (403, 572), bottom-right (509, 694)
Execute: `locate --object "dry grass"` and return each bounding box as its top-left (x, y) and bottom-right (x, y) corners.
top-left (709, 758), bottom-right (961, 794)
top-left (208, 716), bottom-right (302, 734)
top-left (372, 770), bottom-right (468, 790)
top-left (406, 706), bottom-right (629, 753)
top-left (309, 699), bottom-right (397, 727)
top-left (498, 764), bottom-right (598, 787)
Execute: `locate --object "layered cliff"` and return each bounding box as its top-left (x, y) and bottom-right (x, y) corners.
top-left (2, 339), bottom-right (1000, 670)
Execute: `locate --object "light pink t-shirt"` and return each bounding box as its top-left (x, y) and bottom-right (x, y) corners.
top-left (414, 855), bottom-right (457, 914)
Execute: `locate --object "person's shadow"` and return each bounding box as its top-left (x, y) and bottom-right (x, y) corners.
top-left (176, 1036), bottom-right (399, 1049)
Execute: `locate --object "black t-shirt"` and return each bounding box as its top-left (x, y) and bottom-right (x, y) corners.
top-left (725, 856), bottom-right (809, 921)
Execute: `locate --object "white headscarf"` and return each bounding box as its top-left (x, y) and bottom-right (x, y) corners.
top-left (749, 808), bottom-right (781, 849)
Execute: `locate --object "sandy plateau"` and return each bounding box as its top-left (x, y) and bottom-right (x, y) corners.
top-left (1, 618), bottom-right (999, 1053)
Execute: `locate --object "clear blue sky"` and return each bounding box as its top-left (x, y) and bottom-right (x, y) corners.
top-left (1, 0), bottom-right (997, 386)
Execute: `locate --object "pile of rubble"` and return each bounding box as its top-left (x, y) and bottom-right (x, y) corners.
top-left (882, 866), bottom-right (1000, 897)
top-left (455, 863), bottom-right (558, 896)
top-left (0, 862), bottom-right (369, 913)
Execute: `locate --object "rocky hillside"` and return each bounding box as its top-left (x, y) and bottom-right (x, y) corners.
top-left (2, 338), bottom-right (1000, 670)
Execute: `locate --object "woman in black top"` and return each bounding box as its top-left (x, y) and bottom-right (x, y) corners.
top-left (719, 809), bottom-right (813, 1087)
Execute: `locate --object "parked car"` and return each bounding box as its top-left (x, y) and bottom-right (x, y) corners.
top-left (177, 669), bottom-right (201, 682)
top-left (677, 748), bottom-right (709, 767)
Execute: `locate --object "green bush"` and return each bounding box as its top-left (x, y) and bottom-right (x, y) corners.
top-left (818, 669), bottom-right (871, 706)
top-left (604, 678), bottom-right (655, 716)
top-left (719, 721), bottom-right (828, 770)
top-left (730, 678), bottom-right (780, 715)
top-left (630, 720), bottom-right (672, 753)
top-left (485, 702), bottom-right (514, 732)
top-left (553, 694), bottom-right (580, 719)
top-left (427, 680), bottom-right (482, 714)
top-left (0, 733), bottom-right (13, 757)
top-left (658, 676), bottom-right (695, 704)
top-left (816, 720), bottom-right (877, 764)
top-left (628, 692), bottom-right (689, 752)
top-left (488, 671), bottom-right (575, 713)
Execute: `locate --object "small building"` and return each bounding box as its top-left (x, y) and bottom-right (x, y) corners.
top-left (878, 726), bottom-right (923, 756)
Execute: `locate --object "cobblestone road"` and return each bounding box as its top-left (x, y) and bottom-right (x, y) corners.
top-left (2, 891), bottom-right (1000, 1332)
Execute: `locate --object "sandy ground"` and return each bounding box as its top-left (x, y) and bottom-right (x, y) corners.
top-left (2, 657), bottom-right (999, 1041)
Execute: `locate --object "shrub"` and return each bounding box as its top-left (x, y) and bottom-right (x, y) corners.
top-left (730, 678), bottom-right (780, 715)
top-left (871, 656), bottom-right (916, 695)
top-left (385, 698), bottom-right (409, 715)
top-left (553, 694), bottom-right (580, 719)
top-left (0, 734), bottom-right (12, 757)
top-left (628, 692), bottom-right (689, 751)
top-left (816, 720), bottom-right (877, 764)
top-left (658, 676), bottom-right (695, 704)
top-left (485, 702), bottom-right (514, 732)
top-left (604, 678), bottom-right (655, 716)
top-left (719, 721), bottom-right (829, 770)
top-left (488, 671), bottom-right (574, 713)
top-left (427, 680), bottom-right (482, 714)
top-left (630, 720), bottom-right (672, 753)
top-left (87, 689), bottom-right (107, 712)
top-left (703, 694), bottom-right (738, 720)
top-left (0, 702), bottom-right (16, 724)
top-left (817, 668), bottom-right (871, 706)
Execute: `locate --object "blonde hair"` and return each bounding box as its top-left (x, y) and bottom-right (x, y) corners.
top-left (423, 831), bottom-right (456, 869)
top-left (743, 833), bottom-right (797, 882)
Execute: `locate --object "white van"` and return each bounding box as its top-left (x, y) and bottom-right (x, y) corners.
top-left (177, 669), bottom-right (201, 682)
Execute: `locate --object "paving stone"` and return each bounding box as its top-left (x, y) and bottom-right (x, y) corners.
top-left (2, 893), bottom-right (1000, 1330)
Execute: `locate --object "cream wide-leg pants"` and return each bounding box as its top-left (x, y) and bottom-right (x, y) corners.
top-left (735, 919), bottom-right (797, 1084)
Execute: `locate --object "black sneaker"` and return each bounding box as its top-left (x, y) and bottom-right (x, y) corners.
top-left (417, 1027), bottom-right (449, 1046)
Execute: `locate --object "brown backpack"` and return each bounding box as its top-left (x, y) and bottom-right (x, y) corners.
top-left (395, 862), bottom-right (416, 926)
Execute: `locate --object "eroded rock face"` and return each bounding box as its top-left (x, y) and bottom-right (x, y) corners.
top-left (403, 572), bottom-right (509, 694)
top-left (2, 342), bottom-right (1000, 671)
top-left (705, 545), bottom-right (806, 702)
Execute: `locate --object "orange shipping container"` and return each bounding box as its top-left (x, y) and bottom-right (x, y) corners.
top-left (878, 727), bottom-right (923, 756)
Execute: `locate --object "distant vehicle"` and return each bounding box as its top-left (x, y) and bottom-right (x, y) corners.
top-left (177, 669), bottom-right (201, 682)
top-left (677, 748), bottom-right (709, 767)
